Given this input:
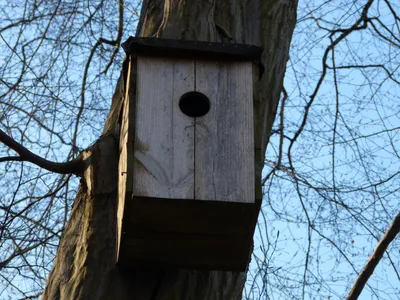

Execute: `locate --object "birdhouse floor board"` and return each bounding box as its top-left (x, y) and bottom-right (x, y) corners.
top-left (118, 238), bottom-right (249, 271)
top-left (116, 196), bottom-right (254, 271)
top-left (125, 196), bottom-right (253, 235)
top-left (118, 234), bottom-right (248, 271)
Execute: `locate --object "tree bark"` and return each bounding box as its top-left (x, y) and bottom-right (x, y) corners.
top-left (43, 1), bottom-right (298, 299)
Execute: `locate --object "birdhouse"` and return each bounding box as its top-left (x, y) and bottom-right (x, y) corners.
top-left (117, 37), bottom-right (262, 271)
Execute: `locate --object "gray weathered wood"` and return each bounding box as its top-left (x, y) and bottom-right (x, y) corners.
top-left (195, 61), bottom-right (254, 203)
top-left (117, 56), bottom-right (134, 261)
top-left (133, 57), bottom-right (254, 203)
top-left (133, 56), bottom-right (195, 199)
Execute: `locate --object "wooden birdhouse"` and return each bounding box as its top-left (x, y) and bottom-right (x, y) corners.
top-left (117, 37), bottom-right (262, 271)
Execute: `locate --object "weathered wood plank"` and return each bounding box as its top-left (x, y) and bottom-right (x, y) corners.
top-left (119, 195), bottom-right (254, 270)
top-left (117, 55), bottom-right (134, 261)
top-left (133, 56), bottom-right (195, 199)
top-left (194, 61), bottom-right (254, 203)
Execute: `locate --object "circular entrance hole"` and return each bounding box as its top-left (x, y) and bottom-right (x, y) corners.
top-left (179, 91), bottom-right (210, 118)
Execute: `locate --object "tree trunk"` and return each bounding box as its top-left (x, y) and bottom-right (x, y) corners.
top-left (43, 0), bottom-right (298, 299)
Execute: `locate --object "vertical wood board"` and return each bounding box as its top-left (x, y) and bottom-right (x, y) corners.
top-left (133, 56), bottom-right (195, 199)
top-left (117, 56), bottom-right (134, 261)
top-left (195, 61), bottom-right (254, 203)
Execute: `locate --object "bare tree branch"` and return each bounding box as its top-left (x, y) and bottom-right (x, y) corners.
top-left (0, 129), bottom-right (87, 175)
top-left (346, 211), bottom-right (400, 300)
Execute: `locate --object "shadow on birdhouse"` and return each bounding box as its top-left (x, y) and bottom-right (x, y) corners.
top-left (117, 37), bottom-right (262, 271)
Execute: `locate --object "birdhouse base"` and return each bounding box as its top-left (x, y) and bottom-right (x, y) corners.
top-left (116, 196), bottom-right (255, 271)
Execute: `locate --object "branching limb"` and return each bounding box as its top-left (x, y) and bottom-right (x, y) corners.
top-left (0, 129), bottom-right (87, 175)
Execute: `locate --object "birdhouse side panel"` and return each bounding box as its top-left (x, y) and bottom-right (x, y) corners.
top-left (133, 56), bottom-right (195, 200)
top-left (195, 61), bottom-right (254, 203)
top-left (117, 56), bottom-right (135, 261)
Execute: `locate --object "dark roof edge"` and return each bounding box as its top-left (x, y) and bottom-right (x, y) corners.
top-left (122, 37), bottom-right (262, 61)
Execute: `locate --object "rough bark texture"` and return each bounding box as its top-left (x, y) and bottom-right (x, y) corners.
top-left (43, 0), bottom-right (298, 299)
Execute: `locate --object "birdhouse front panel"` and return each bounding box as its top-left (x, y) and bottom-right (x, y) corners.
top-left (133, 56), bottom-right (254, 203)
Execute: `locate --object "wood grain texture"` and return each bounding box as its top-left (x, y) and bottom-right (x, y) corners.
top-left (133, 57), bottom-right (254, 203)
top-left (117, 56), bottom-right (134, 262)
top-left (133, 56), bottom-right (195, 199)
top-left (195, 61), bottom-right (254, 203)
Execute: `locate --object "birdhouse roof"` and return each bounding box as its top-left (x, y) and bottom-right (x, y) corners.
top-left (122, 37), bottom-right (262, 61)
